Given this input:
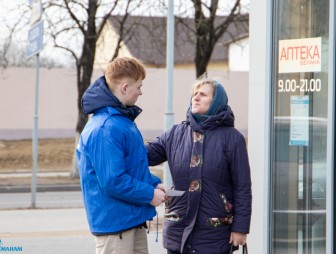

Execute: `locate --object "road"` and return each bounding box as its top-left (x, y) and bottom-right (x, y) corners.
top-left (0, 191), bottom-right (84, 210)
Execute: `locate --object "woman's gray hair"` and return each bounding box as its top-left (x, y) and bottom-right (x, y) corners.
top-left (192, 76), bottom-right (216, 97)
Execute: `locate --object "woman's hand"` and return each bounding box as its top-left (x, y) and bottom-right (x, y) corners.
top-left (229, 232), bottom-right (247, 246)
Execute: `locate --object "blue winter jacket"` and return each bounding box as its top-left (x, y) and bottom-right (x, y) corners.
top-left (146, 108), bottom-right (252, 254)
top-left (76, 76), bottom-right (161, 235)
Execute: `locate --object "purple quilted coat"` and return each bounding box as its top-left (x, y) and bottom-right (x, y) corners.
top-left (146, 107), bottom-right (252, 254)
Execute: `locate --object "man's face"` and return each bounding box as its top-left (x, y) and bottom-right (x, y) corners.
top-left (191, 83), bottom-right (214, 114)
top-left (123, 79), bottom-right (143, 106)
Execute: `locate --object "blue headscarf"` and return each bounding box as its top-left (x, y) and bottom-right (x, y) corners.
top-left (192, 80), bottom-right (228, 124)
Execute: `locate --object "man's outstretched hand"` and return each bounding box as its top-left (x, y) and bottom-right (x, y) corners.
top-left (150, 188), bottom-right (166, 207)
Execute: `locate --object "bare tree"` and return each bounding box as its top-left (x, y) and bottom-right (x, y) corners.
top-left (0, 22), bottom-right (20, 69)
top-left (0, 42), bottom-right (66, 69)
top-left (42, 0), bottom-right (143, 177)
top-left (0, 2), bottom-right (68, 69)
top-left (1, 0), bottom-right (248, 176)
top-left (176, 0), bottom-right (248, 77)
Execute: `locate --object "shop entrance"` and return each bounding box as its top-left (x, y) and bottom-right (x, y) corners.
top-left (270, 0), bottom-right (330, 253)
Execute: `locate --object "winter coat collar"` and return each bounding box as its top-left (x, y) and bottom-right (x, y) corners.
top-left (81, 76), bottom-right (142, 121)
top-left (186, 106), bottom-right (235, 132)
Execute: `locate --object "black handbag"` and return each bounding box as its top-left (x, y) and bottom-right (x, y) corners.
top-left (230, 244), bottom-right (248, 254)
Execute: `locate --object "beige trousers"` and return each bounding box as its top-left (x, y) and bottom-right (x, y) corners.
top-left (95, 228), bottom-right (149, 254)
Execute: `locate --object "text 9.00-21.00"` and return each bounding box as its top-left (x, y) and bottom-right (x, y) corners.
top-left (278, 78), bottom-right (321, 93)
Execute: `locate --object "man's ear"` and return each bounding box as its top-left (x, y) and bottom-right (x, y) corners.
top-left (121, 82), bottom-right (128, 94)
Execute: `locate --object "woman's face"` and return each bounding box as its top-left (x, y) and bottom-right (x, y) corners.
top-left (191, 83), bottom-right (214, 114)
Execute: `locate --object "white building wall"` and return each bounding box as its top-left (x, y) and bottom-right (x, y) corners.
top-left (0, 68), bottom-right (79, 139)
top-left (229, 37), bottom-right (249, 72)
top-left (0, 68), bottom-right (248, 141)
top-left (94, 22), bottom-right (133, 70)
top-left (248, 0), bottom-right (271, 253)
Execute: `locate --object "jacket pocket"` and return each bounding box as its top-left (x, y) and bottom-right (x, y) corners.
top-left (205, 192), bottom-right (234, 227)
top-left (164, 211), bottom-right (180, 222)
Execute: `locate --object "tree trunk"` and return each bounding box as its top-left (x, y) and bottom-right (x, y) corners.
top-left (70, 1), bottom-right (98, 178)
top-left (70, 132), bottom-right (80, 178)
top-left (195, 55), bottom-right (211, 78)
top-left (191, 0), bottom-right (244, 78)
top-left (70, 59), bottom-right (95, 178)
top-left (195, 40), bottom-right (214, 77)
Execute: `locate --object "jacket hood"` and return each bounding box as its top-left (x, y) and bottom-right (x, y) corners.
top-left (81, 76), bottom-right (142, 121)
top-left (187, 105), bottom-right (235, 131)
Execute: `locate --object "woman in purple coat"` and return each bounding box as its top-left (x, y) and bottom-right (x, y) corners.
top-left (146, 77), bottom-right (252, 254)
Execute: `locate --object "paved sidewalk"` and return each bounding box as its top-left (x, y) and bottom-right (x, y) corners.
top-left (0, 206), bottom-right (166, 254)
top-left (0, 170), bottom-right (251, 253)
top-left (0, 171), bottom-right (166, 253)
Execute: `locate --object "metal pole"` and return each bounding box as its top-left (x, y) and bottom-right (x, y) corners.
top-left (31, 53), bottom-right (40, 208)
top-left (164, 0), bottom-right (174, 187)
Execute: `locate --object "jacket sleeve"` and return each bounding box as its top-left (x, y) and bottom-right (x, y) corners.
top-left (230, 134), bottom-right (252, 234)
top-left (146, 130), bottom-right (170, 166)
top-left (150, 173), bottom-right (162, 188)
top-left (90, 127), bottom-right (155, 206)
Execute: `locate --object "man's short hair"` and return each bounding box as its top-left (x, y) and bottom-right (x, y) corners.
top-left (105, 57), bottom-right (146, 87)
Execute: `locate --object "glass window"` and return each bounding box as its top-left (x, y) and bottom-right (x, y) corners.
top-left (271, 0), bottom-right (329, 253)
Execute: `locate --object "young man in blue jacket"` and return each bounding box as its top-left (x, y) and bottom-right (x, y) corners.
top-left (76, 57), bottom-right (166, 254)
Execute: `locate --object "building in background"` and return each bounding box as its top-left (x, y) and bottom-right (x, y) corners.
top-left (248, 1), bottom-right (335, 253)
top-left (94, 14), bottom-right (249, 138)
top-left (0, 15), bottom-right (250, 141)
top-left (94, 15), bottom-right (249, 71)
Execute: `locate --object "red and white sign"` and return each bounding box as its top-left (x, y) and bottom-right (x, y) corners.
top-left (278, 37), bottom-right (321, 73)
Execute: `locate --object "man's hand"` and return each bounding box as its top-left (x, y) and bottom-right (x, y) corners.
top-left (150, 188), bottom-right (166, 207)
top-left (229, 232), bottom-right (247, 246)
top-left (156, 183), bottom-right (166, 192)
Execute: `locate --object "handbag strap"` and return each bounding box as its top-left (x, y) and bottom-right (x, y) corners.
top-left (230, 244), bottom-right (248, 254)
top-left (243, 244), bottom-right (248, 254)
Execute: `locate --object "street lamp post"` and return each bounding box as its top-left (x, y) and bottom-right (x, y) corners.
top-left (164, 0), bottom-right (175, 187)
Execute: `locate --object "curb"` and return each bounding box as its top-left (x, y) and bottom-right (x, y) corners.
top-left (0, 184), bottom-right (81, 193)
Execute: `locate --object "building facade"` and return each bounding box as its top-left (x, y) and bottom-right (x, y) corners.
top-left (0, 68), bottom-right (248, 141)
top-left (249, 0), bottom-right (335, 253)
